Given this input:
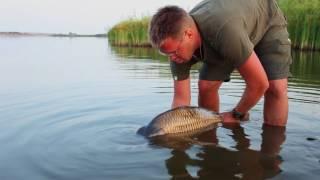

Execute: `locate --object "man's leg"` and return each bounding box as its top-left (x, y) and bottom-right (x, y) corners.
top-left (198, 80), bottom-right (222, 112)
top-left (263, 79), bottom-right (288, 126)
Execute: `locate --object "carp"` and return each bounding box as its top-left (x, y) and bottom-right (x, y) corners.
top-left (138, 106), bottom-right (222, 138)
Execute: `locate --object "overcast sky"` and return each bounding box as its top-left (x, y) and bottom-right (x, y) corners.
top-left (0, 0), bottom-right (200, 34)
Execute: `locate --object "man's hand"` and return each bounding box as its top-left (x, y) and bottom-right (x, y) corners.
top-left (220, 111), bottom-right (250, 124)
top-left (221, 112), bottom-right (239, 124)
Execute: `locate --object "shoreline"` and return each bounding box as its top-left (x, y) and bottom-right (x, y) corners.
top-left (0, 32), bottom-right (107, 38)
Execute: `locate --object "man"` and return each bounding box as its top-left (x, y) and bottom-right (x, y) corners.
top-left (148, 0), bottom-right (291, 126)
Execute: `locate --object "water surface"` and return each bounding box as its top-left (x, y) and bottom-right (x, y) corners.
top-left (0, 37), bottom-right (319, 180)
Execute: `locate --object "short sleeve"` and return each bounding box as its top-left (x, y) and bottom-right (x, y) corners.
top-left (214, 20), bottom-right (254, 68)
top-left (170, 58), bottom-right (198, 81)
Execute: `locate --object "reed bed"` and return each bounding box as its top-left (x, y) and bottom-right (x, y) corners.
top-left (107, 17), bottom-right (151, 47)
top-left (278, 0), bottom-right (320, 50)
top-left (108, 1), bottom-right (320, 50)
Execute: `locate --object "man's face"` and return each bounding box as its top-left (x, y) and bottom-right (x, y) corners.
top-left (159, 31), bottom-right (195, 64)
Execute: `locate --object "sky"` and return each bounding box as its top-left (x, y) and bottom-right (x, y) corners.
top-left (0, 0), bottom-right (201, 34)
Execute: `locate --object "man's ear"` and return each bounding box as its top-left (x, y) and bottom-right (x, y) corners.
top-left (184, 28), bottom-right (194, 39)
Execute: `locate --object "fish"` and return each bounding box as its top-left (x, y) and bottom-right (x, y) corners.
top-left (137, 106), bottom-right (223, 138)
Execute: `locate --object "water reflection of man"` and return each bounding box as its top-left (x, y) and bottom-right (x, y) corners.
top-left (148, 0), bottom-right (292, 126)
top-left (164, 124), bottom-right (286, 179)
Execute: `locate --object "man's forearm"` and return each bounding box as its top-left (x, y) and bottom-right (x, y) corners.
top-left (171, 78), bottom-right (191, 108)
top-left (235, 51), bottom-right (269, 113)
top-left (235, 83), bottom-right (268, 113)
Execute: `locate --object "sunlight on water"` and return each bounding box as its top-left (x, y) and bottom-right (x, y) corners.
top-left (0, 37), bottom-right (319, 180)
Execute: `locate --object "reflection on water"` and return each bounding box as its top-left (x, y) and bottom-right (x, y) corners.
top-left (163, 125), bottom-right (285, 180)
top-left (289, 51), bottom-right (320, 104)
top-left (291, 51), bottom-right (320, 85)
top-left (110, 45), bottom-right (168, 61)
top-left (0, 38), bottom-right (319, 180)
top-left (110, 45), bottom-right (203, 73)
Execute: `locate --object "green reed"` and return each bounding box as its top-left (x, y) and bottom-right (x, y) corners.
top-left (278, 0), bottom-right (320, 50)
top-left (108, 1), bottom-right (320, 50)
top-left (107, 17), bottom-right (151, 47)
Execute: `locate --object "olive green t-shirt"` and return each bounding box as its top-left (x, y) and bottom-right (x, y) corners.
top-left (171, 0), bottom-right (287, 81)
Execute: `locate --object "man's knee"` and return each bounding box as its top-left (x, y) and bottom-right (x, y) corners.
top-left (265, 79), bottom-right (288, 98)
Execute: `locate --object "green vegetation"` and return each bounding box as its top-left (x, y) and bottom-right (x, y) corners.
top-left (108, 1), bottom-right (320, 50)
top-left (278, 0), bottom-right (320, 50)
top-left (107, 17), bottom-right (150, 47)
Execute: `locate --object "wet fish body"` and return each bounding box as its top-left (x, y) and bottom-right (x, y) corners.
top-left (138, 106), bottom-right (222, 137)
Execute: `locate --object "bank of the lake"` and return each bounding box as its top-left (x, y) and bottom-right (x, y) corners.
top-left (107, 0), bottom-right (320, 51)
top-left (278, 0), bottom-right (320, 50)
top-left (0, 32), bottom-right (107, 38)
top-left (107, 17), bottom-right (150, 47)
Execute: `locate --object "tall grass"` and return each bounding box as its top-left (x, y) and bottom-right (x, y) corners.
top-left (278, 0), bottom-right (320, 50)
top-left (107, 17), bottom-right (150, 47)
top-left (108, 1), bottom-right (320, 50)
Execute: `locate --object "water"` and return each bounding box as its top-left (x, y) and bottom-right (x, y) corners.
top-left (0, 37), bottom-right (319, 180)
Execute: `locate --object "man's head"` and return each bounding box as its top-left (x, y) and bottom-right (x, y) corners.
top-left (149, 6), bottom-right (201, 63)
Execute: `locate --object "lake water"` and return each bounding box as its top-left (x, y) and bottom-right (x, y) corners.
top-left (0, 37), bottom-right (319, 180)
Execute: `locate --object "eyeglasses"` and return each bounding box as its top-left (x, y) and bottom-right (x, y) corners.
top-left (158, 35), bottom-right (185, 57)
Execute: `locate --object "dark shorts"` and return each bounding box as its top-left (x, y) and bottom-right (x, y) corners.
top-left (254, 25), bottom-right (292, 80)
top-left (199, 25), bottom-right (292, 81)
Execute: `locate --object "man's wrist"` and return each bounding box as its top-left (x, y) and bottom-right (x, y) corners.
top-left (232, 108), bottom-right (246, 120)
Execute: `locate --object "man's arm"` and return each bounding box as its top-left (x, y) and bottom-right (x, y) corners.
top-left (172, 78), bottom-right (191, 108)
top-left (222, 51), bottom-right (269, 123)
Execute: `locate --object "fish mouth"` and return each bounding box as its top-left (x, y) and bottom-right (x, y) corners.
top-left (137, 126), bottom-right (166, 138)
top-left (137, 126), bottom-right (146, 136)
